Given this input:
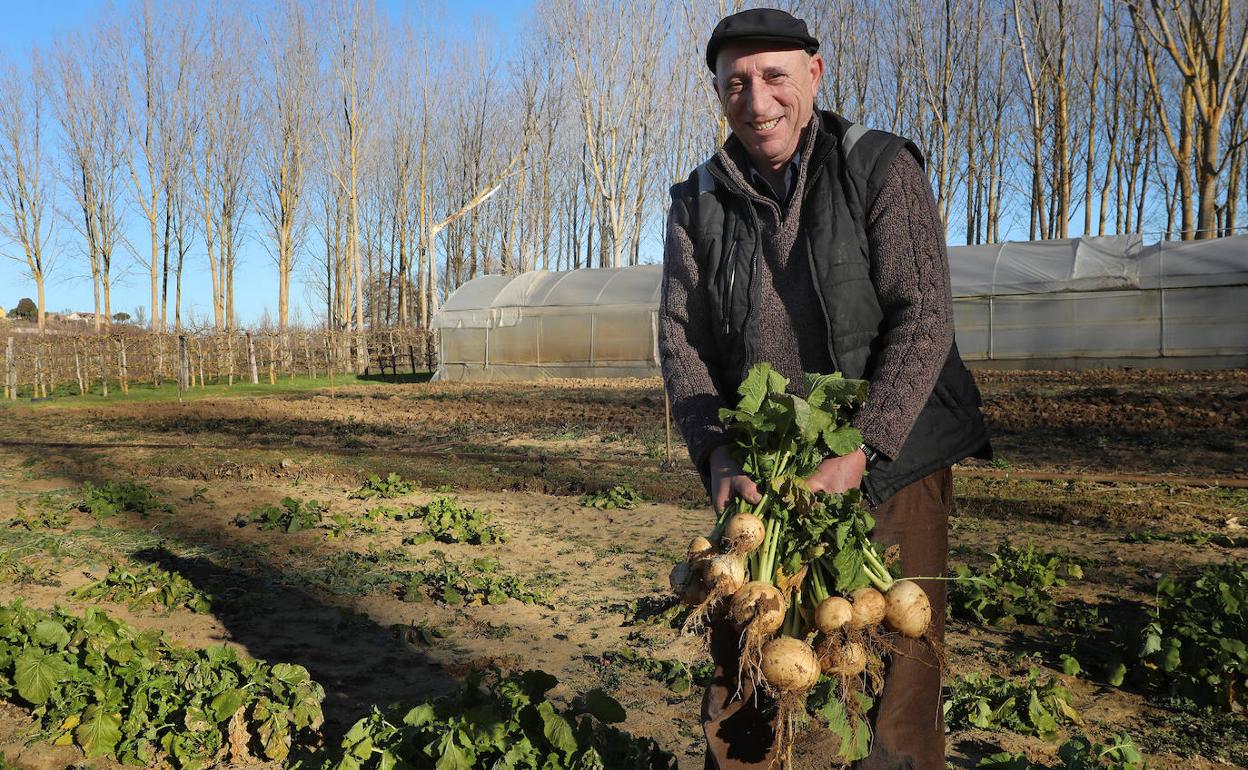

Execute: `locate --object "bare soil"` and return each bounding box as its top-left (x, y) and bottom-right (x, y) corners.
top-left (0, 369), bottom-right (1245, 769)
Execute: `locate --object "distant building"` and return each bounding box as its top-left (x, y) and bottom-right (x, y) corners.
top-left (62, 312), bottom-right (97, 323)
top-left (0, 306), bottom-right (6, 319)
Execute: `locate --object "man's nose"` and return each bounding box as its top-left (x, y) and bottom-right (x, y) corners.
top-left (743, 80), bottom-right (770, 116)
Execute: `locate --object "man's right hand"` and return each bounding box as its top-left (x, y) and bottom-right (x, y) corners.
top-left (708, 444), bottom-right (762, 515)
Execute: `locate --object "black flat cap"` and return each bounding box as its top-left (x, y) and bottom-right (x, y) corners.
top-left (705, 8), bottom-right (819, 73)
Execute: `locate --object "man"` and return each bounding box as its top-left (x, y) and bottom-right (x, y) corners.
top-left (658, 8), bottom-right (991, 770)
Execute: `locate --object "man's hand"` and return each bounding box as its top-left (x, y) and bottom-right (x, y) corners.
top-left (804, 449), bottom-right (868, 495)
top-left (708, 444), bottom-right (762, 515)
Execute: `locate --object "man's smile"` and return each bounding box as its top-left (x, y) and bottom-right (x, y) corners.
top-left (750, 117), bottom-right (782, 131)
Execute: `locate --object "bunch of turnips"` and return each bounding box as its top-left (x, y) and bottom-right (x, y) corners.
top-left (669, 364), bottom-right (936, 758)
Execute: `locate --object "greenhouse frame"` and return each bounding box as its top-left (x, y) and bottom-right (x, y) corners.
top-left (430, 234), bottom-right (1248, 381)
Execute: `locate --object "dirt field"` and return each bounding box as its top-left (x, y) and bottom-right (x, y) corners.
top-left (0, 369), bottom-right (1245, 769)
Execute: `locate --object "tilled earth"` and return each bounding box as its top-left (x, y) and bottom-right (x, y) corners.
top-left (0, 369), bottom-right (1245, 769)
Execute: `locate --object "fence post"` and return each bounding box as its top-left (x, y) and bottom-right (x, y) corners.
top-left (118, 336), bottom-right (129, 394)
top-left (178, 334), bottom-right (190, 393)
top-left (98, 336), bottom-right (108, 397)
top-left (267, 334), bottom-right (276, 385)
top-left (5, 337), bottom-right (15, 399)
top-left (74, 339), bottom-right (85, 395)
top-left (245, 331), bottom-right (259, 385)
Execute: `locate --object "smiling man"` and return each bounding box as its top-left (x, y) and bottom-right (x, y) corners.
top-left (658, 8), bottom-right (991, 770)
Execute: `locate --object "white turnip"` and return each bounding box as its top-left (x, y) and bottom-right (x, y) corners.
top-left (728, 581), bottom-right (787, 633)
top-left (849, 587), bottom-right (886, 629)
top-left (814, 596), bottom-right (853, 635)
top-left (883, 580), bottom-right (931, 638)
top-left (723, 512), bottom-right (766, 554)
top-left (760, 637), bottom-right (820, 693)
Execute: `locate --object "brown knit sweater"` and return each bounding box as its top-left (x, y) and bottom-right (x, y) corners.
top-left (658, 125), bottom-right (954, 474)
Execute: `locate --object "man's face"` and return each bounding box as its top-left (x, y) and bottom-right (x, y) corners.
top-left (714, 42), bottom-right (824, 171)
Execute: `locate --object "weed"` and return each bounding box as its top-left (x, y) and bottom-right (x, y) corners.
top-left (233, 497), bottom-right (327, 533)
top-left (401, 497), bottom-right (508, 545)
top-left (71, 563), bottom-right (212, 614)
top-left (949, 541), bottom-right (1083, 627)
top-left (77, 480), bottom-right (171, 520)
top-left (349, 472), bottom-right (418, 500)
top-left (943, 669), bottom-right (1080, 740)
top-left (580, 485), bottom-right (644, 510)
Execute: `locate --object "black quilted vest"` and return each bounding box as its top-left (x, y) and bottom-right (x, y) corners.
top-left (667, 109), bottom-right (991, 505)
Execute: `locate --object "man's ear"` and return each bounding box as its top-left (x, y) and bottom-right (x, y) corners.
top-left (710, 75), bottom-right (726, 112)
top-left (808, 53), bottom-right (825, 90)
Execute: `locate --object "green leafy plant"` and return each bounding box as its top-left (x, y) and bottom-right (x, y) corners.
top-left (0, 600), bottom-right (324, 767)
top-left (595, 648), bottom-right (712, 694)
top-left (1058, 734), bottom-right (1149, 770)
top-left (949, 542), bottom-right (1082, 627)
top-left (805, 676), bottom-right (874, 762)
top-left (323, 507), bottom-right (389, 540)
top-left (0, 551), bottom-right (58, 586)
top-left (233, 497), bottom-right (327, 533)
top-left (402, 497), bottom-right (508, 545)
top-left (8, 497), bottom-right (70, 530)
top-left (327, 669), bottom-right (675, 770)
top-left (612, 595), bottom-right (689, 629)
top-left (349, 472), bottom-right (418, 500)
top-left (1114, 562), bottom-right (1247, 710)
top-left (402, 554), bottom-right (547, 607)
top-left (943, 669), bottom-right (1080, 740)
top-left (77, 481), bottom-right (171, 520)
top-left (580, 485), bottom-right (644, 510)
top-left (299, 549), bottom-right (419, 597)
top-left (71, 564), bottom-right (212, 614)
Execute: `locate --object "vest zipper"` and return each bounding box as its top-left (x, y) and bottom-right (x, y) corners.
top-left (721, 240), bottom-right (738, 337)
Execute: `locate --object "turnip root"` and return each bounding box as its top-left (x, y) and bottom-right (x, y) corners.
top-left (814, 596), bottom-right (853, 635)
top-left (670, 561), bottom-right (708, 607)
top-left (722, 512), bottom-right (766, 554)
top-left (681, 554), bottom-right (747, 637)
top-left (728, 581), bottom-right (786, 632)
top-left (819, 640), bottom-right (868, 677)
top-left (883, 580), bottom-right (931, 638)
top-left (760, 637), bottom-right (820, 693)
top-left (669, 562), bottom-right (691, 594)
top-left (849, 587), bottom-right (886, 629)
top-left (687, 536), bottom-right (716, 566)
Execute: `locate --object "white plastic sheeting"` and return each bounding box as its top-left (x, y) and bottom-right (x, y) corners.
top-left (431, 265), bottom-right (663, 381)
top-left (951, 235), bottom-right (1248, 368)
top-left (432, 236), bottom-right (1248, 380)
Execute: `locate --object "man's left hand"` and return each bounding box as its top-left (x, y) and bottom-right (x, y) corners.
top-left (803, 449), bottom-right (867, 495)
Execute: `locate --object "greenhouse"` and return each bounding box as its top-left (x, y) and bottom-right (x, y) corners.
top-left (431, 234), bottom-right (1248, 381)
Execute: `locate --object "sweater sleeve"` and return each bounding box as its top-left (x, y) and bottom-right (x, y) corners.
top-left (658, 199), bottom-right (730, 474)
top-left (850, 150), bottom-right (954, 460)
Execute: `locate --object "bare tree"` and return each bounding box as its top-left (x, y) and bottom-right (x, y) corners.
top-left (1127, 0), bottom-right (1248, 239)
top-left (0, 54), bottom-right (56, 330)
top-left (55, 27), bottom-right (126, 331)
top-left (257, 0), bottom-right (315, 335)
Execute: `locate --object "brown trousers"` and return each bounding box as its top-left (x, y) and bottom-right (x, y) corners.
top-left (702, 468), bottom-right (952, 770)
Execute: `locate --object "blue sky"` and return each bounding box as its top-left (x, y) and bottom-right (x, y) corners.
top-left (0, 0), bottom-right (531, 324)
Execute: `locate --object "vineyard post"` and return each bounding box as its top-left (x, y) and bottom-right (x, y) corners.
top-left (178, 334), bottom-right (190, 394)
top-left (33, 342), bottom-right (42, 399)
top-left (153, 334), bottom-right (164, 388)
top-left (195, 337), bottom-right (205, 388)
top-left (118, 336), bottom-right (129, 394)
top-left (303, 335), bottom-right (314, 379)
top-left (73, 338), bottom-right (85, 395)
top-left (246, 331), bottom-right (259, 385)
top-left (5, 337), bottom-right (14, 399)
top-left (324, 331), bottom-right (334, 397)
top-left (98, 336), bottom-right (108, 397)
